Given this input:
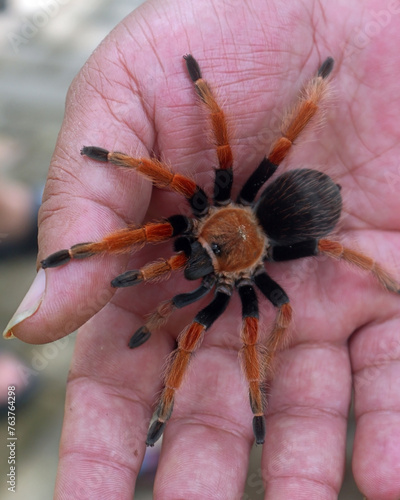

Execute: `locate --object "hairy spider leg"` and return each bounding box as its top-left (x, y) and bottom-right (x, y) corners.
top-left (111, 252), bottom-right (187, 288)
top-left (40, 215), bottom-right (191, 269)
top-left (237, 281), bottom-right (267, 444)
top-left (146, 285), bottom-right (232, 446)
top-left (238, 57), bottom-right (334, 204)
top-left (268, 238), bottom-right (400, 294)
top-left (184, 54), bottom-right (234, 206)
top-left (268, 238), bottom-right (400, 293)
top-left (318, 239), bottom-right (400, 294)
top-left (81, 147), bottom-right (209, 217)
top-left (253, 269), bottom-right (293, 370)
top-left (128, 274), bottom-right (217, 348)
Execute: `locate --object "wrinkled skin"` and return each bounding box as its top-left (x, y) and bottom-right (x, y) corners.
top-left (9, 0), bottom-right (400, 498)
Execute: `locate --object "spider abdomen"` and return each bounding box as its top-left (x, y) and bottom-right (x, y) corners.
top-left (255, 168), bottom-right (342, 245)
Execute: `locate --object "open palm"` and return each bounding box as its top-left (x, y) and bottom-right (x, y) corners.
top-left (8, 0), bottom-right (400, 498)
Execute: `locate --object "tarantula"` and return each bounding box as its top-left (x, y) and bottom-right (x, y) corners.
top-left (41, 54), bottom-right (399, 446)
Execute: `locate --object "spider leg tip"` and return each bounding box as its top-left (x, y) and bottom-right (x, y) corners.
top-left (111, 270), bottom-right (142, 288)
top-left (146, 419), bottom-right (166, 447)
top-left (80, 146), bottom-right (110, 162)
top-left (253, 415), bottom-right (266, 445)
top-left (318, 57), bottom-right (334, 79)
top-left (128, 327), bottom-right (151, 348)
top-left (40, 249), bottom-right (71, 269)
top-left (183, 53), bottom-right (202, 82)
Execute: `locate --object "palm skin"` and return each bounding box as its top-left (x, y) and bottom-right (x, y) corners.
top-left (7, 0), bottom-right (400, 498)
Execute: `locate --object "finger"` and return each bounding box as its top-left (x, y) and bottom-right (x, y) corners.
top-left (153, 345), bottom-right (254, 498)
top-left (350, 312), bottom-right (400, 499)
top-left (261, 342), bottom-right (351, 499)
top-left (54, 300), bottom-right (171, 499)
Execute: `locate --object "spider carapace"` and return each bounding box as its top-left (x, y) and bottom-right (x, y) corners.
top-left (41, 55), bottom-right (400, 446)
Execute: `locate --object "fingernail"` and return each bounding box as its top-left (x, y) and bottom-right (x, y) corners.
top-left (3, 268), bottom-right (46, 339)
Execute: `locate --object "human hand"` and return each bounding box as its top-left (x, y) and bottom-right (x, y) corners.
top-left (4, 0), bottom-right (400, 498)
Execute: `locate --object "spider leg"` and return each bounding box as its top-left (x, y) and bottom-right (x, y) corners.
top-left (253, 268), bottom-right (293, 370)
top-left (318, 239), bottom-right (400, 294)
top-left (184, 54), bottom-right (233, 205)
top-left (81, 147), bottom-right (209, 217)
top-left (128, 274), bottom-right (217, 348)
top-left (40, 215), bottom-right (191, 269)
top-left (238, 57), bottom-right (334, 204)
top-left (111, 252), bottom-right (187, 288)
top-left (146, 282), bottom-right (232, 446)
top-left (268, 238), bottom-right (400, 294)
top-left (237, 280), bottom-right (266, 444)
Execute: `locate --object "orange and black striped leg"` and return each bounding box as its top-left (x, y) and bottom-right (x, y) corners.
top-left (40, 215), bottom-right (191, 269)
top-left (81, 147), bottom-right (209, 217)
top-left (237, 281), bottom-right (266, 444)
top-left (111, 252), bottom-right (187, 288)
top-left (318, 239), bottom-right (400, 294)
top-left (128, 274), bottom-right (217, 348)
top-left (184, 54), bottom-right (233, 205)
top-left (238, 57), bottom-right (334, 205)
top-left (253, 269), bottom-right (293, 368)
top-left (270, 238), bottom-right (400, 294)
top-left (146, 283), bottom-right (232, 446)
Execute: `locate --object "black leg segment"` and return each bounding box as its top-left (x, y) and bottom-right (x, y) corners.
top-left (188, 186), bottom-right (210, 217)
top-left (318, 57), bottom-right (334, 79)
top-left (268, 239), bottom-right (318, 262)
top-left (184, 54), bottom-right (202, 84)
top-left (173, 274), bottom-right (216, 308)
top-left (166, 214), bottom-right (192, 236)
top-left (194, 286), bottom-right (232, 329)
top-left (237, 281), bottom-right (259, 319)
top-left (237, 157), bottom-right (278, 205)
top-left (214, 167), bottom-right (233, 205)
top-left (81, 146), bottom-right (109, 162)
top-left (254, 269), bottom-right (289, 307)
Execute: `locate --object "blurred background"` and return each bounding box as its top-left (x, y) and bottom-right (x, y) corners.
top-left (0, 1), bottom-right (363, 498)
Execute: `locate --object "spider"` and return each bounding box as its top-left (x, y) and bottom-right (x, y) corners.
top-left (41, 54), bottom-right (399, 447)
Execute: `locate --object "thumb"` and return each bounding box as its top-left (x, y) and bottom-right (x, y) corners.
top-left (2, 254), bottom-right (120, 344)
top-left (3, 30), bottom-right (156, 344)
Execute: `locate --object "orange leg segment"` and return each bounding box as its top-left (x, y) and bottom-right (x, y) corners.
top-left (81, 146), bottom-right (210, 216)
top-left (318, 239), bottom-right (400, 294)
top-left (268, 62), bottom-right (332, 166)
top-left (111, 252), bottom-right (187, 288)
top-left (265, 303), bottom-right (293, 373)
top-left (184, 54), bottom-right (233, 171)
top-left (146, 321), bottom-right (206, 446)
top-left (105, 152), bottom-right (198, 198)
top-left (40, 221), bottom-right (177, 269)
top-left (240, 316), bottom-right (266, 433)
